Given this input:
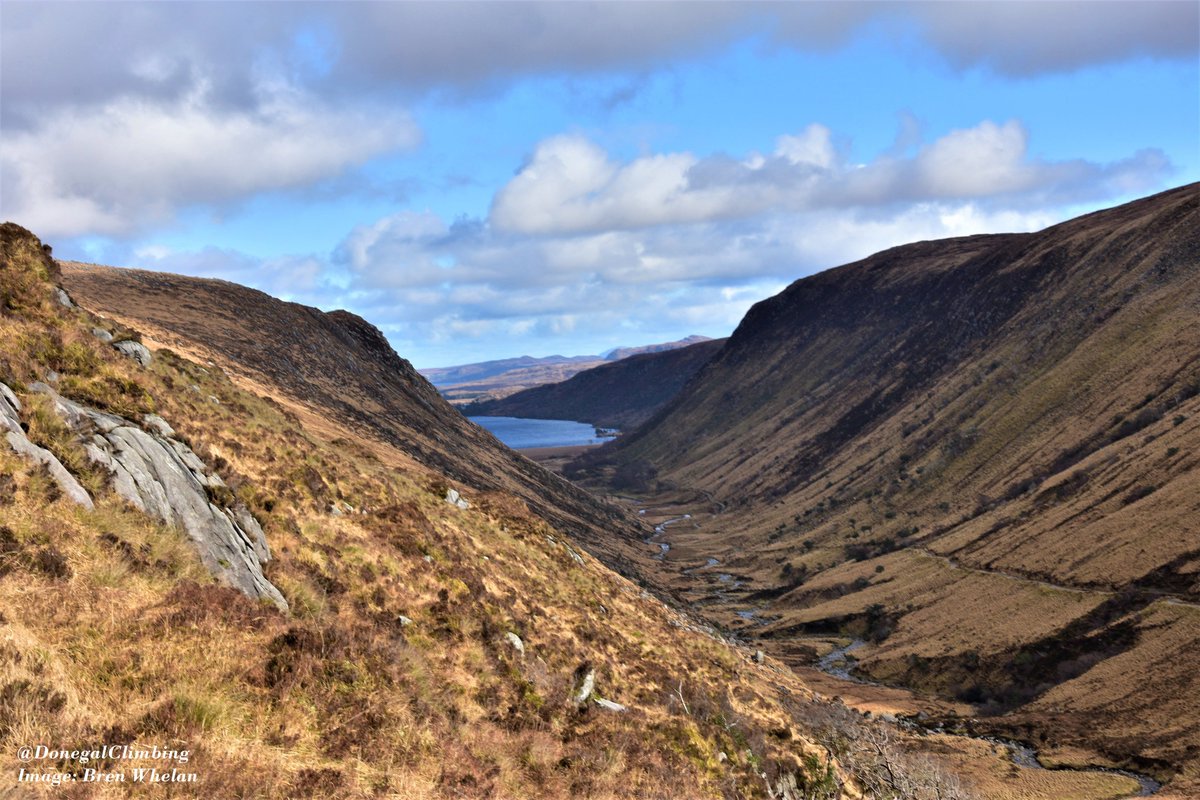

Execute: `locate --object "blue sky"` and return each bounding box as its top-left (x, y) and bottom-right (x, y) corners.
top-left (2, 2), bottom-right (1197, 368)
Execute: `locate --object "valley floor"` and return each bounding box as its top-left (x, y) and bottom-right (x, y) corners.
top-left (599, 488), bottom-right (1192, 800)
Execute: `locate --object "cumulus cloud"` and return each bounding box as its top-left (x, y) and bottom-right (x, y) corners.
top-left (3, 2), bottom-right (1189, 241)
top-left (1, 80), bottom-right (418, 237)
top-left (106, 178), bottom-right (1091, 367)
top-left (331, 191), bottom-right (1066, 364)
top-left (490, 120), bottom-right (1171, 236)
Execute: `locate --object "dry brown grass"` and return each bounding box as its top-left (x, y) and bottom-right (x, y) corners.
top-left (2, 225), bottom-right (914, 798)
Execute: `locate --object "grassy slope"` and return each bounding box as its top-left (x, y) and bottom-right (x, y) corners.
top-left (58, 261), bottom-right (652, 581)
top-left (0, 224), bottom-right (918, 799)
top-left (589, 185), bottom-right (1200, 789)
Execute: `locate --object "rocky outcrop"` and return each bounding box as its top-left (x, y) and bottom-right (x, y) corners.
top-left (593, 697), bottom-right (627, 712)
top-left (112, 340), bottom-right (152, 367)
top-left (572, 665), bottom-right (595, 705)
top-left (3, 381), bottom-right (285, 610)
top-left (1, 383), bottom-right (95, 509)
top-left (444, 488), bottom-right (469, 510)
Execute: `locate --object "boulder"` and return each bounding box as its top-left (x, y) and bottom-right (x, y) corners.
top-left (91, 327), bottom-right (114, 343)
top-left (505, 632), bottom-right (525, 656)
top-left (55, 288), bottom-right (74, 308)
top-left (0, 384), bottom-right (22, 433)
top-left (444, 488), bottom-right (469, 510)
top-left (593, 698), bottom-right (626, 712)
top-left (142, 414), bottom-right (175, 438)
top-left (113, 340), bottom-right (152, 367)
top-left (572, 665), bottom-right (595, 705)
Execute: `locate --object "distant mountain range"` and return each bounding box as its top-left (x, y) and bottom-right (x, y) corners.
top-left (420, 335), bottom-right (712, 405)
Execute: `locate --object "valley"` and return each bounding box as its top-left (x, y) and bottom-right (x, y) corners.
top-left (559, 184), bottom-right (1200, 797)
top-left (2, 185), bottom-right (1196, 799)
top-left (605, 491), bottom-right (1175, 800)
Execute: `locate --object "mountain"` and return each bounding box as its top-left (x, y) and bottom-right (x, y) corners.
top-left (581, 184), bottom-right (1200, 792)
top-left (602, 335), bottom-right (713, 362)
top-left (421, 354), bottom-right (602, 388)
top-left (463, 338), bottom-right (727, 430)
top-left (0, 224), bottom-right (992, 799)
top-left (421, 336), bottom-right (713, 406)
top-left (59, 261), bottom-right (646, 571)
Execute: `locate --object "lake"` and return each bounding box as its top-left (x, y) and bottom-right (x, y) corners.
top-left (468, 416), bottom-right (608, 449)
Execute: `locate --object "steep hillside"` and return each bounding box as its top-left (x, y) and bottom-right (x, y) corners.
top-left (581, 184), bottom-right (1200, 791)
top-left (463, 338), bottom-right (726, 430)
top-left (59, 261), bottom-right (648, 574)
top-left (0, 223), bottom-right (996, 799)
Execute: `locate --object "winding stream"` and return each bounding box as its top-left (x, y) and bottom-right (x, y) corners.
top-left (645, 514), bottom-right (691, 560)
top-left (810, 639), bottom-right (1162, 797)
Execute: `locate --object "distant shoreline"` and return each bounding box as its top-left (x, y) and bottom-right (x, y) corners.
top-left (518, 443), bottom-right (600, 458)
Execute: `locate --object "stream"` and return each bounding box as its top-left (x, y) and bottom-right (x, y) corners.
top-left (629, 497), bottom-right (1163, 797)
top-left (810, 639), bottom-right (1162, 797)
top-left (645, 514), bottom-right (691, 560)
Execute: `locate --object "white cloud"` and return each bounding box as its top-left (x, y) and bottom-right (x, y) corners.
top-left (332, 193), bottom-right (1067, 361)
top-left (111, 187), bottom-right (1083, 367)
top-left (909, 1), bottom-right (1199, 77)
top-left (489, 119), bottom-right (1170, 236)
top-left (913, 119), bottom-right (1030, 196)
top-left (776, 124), bottom-right (837, 169)
top-left (1, 79), bottom-right (419, 238)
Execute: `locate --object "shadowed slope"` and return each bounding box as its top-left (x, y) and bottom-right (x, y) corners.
top-left (463, 338), bottom-right (727, 430)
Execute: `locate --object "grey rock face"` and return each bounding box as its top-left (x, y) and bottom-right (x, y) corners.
top-left (142, 414), bottom-right (175, 438)
top-left (91, 327), bottom-right (114, 343)
top-left (572, 667), bottom-right (595, 705)
top-left (5, 431), bottom-right (95, 509)
top-left (10, 382), bottom-right (286, 611)
top-left (505, 632), bottom-right (525, 656)
top-left (1, 382), bottom-right (94, 509)
top-left (113, 340), bottom-right (152, 367)
top-left (55, 288), bottom-right (74, 308)
top-left (444, 488), bottom-right (469, 509)
top-left (0, 384), bottom-right (22, 433)
top-left (593, 698), bottom-right (627, 712)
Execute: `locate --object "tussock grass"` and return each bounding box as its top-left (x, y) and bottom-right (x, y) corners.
top-left (2, 225), bottom-right (915, 798)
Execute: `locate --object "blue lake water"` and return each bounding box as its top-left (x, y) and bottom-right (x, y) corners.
top-left (468, 416), bottom-right (606, 449)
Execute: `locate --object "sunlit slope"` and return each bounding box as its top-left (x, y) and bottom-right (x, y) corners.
top-left (59, 261), bottom-right (651, 572)
top-left (4, 223), bottom-right (930, 799)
